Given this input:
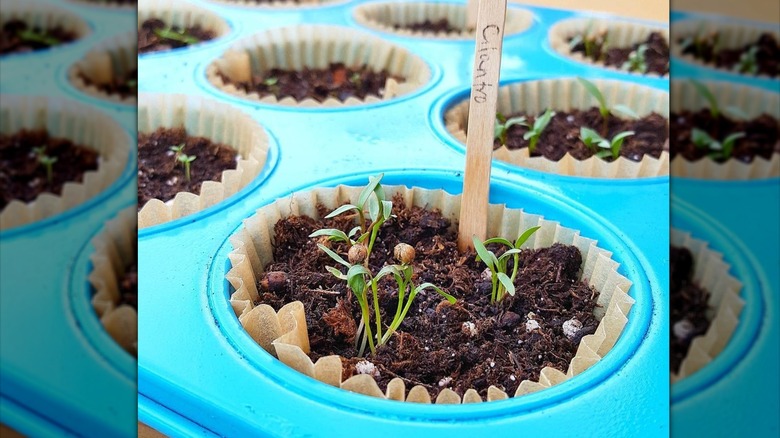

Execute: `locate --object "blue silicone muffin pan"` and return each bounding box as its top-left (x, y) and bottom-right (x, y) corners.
top-left (136, 1), bottom-right (669, 436)
top-left (0, 0), bottom-right (136, 436)
top-left (670, 11), bottom-right (779, 437)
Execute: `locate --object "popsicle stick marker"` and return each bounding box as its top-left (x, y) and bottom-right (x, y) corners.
top-left (458, 0), bottom-right (507, 252)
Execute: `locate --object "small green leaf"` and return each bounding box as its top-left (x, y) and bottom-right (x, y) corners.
top-left (263, 77), bottom-right (278, 86)
top-left (691, 128), bottom-right (714, 148)
top-left (472, 236), bottom-right (496, 270)
top-left (690, 79), bottom-right (719, 118)
top-left (504, 116), bottom-right (527, 130)
top-left (381, 200), bottom-right (393, 221)
top-left (497, 248), bottom-right (522, 262)
top-left (376, 265), bottom-right (402, 281)
top-left (367, 195), bottom-right (380, 222)
top-left (515, 225), bottom-right (541, 248)
top-left (496, 272), bottom-right (516, 297)
top-left (723, 105), bottom-right (749, 120)
top-left (534, 109), bottom-right (555, 132)
top-left (483, 237), bottom-right (513, 248)
top-left (325, 266), bottom-right (347, 280)
top-left (577, 77), bottom-right (607, 114)
top-left (568, 34), bottom-right (583, 50)
top-left (309, 228), bottom-right (349, 243)
top-left (347, 265), bottom-right (370, 294)
top-left (317, 243), bottom-right (350, 267)
top-left (579, 127), bottom-right (605, 149)
top-left (358, 174), bottom-right (384, 209)
top-left (595, 149), bottom-right (613, 159)
top-left (325, 204), bottom-right (359, 218)
top-left (416, 283), bottom-right (456, 304)
top-left (612, 104), bottom-right (639, 119)
top-left (348, 226), bottom-right (361, 239)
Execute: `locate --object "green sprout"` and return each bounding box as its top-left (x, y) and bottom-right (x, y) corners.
top-left (622, 44), bottom-right (648, 73)
top-left (494, 113), bottom-right (528, 145)
top-left (17, 29), bottom-right (60, 47)
top-left (691, 128), bottom-right (745, 161)
top-left (579, 127), bottom-right (635, 160)
top-left (263, 77), bottom-right (278, 86)
top-left (577, 77), bottom-right (639, 136)
top-left (521, 109), bottom-right (556, 154)
top-left (735, 45), bottom-right (759, 75)
top-left (169, 143), bottom-right (185, 161)
top-left (472, 226), bottom-right (541, 303)
top-left (153, 27), bottom-right (199, 45)
top-left (32, 146), bottom-right (57, 183)
top-left (177, 153), bottom-right (196, 182)
top-left (349, 72), bottom-right (362, 87)
top-left (568, 21), bottom-right (605, 60)
top-left (311, 175), bottom-right (454, 356)
top-left (689, 79), bottom-right (749, 120)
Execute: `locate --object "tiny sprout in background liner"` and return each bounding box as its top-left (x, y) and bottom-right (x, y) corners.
top-left (226, 174), bottom-right (636, 403)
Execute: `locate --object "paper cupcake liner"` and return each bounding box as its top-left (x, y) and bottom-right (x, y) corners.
top-left (137, 93), bottom-right (270, 229)
top-left (548, 17), bottom-right (669, 78)
top-left (68, 0), bottom-right (136, 9)
top-left (444, 77), bottom-right (670, 178)
top-left (670, 80), bottom-right (780, 179)
top-left (352, 2), bottom-right (532, 40)
top-left (205, 0), bottom-right (348, 9)
top-left (226, 184), bottom-right (635, 403)
top-left (206, 25), bottom-right (431, 107)
top-left (670, 228), bottom-right (744, 383)
top-left (138, 0), bottom-right (231, 41)
top-left (0, 0), bottom-right (91, 44)
top-left (68, 31), bottom-right (136, 105)
top-left (0, 96), bottom-right (130, 230)
top-left (671, 20), bottom-right (780, 81)
top-left (88, 206), bottom-right (137, 356)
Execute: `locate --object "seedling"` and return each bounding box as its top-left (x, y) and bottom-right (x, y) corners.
top-left (689, 79), bottom-right (749, 120)
top-left (568, 21), bottom-right (606, 60)
top-left (349, 72), bottom-right (362, 87)
top-left (521, 109), bottom-right (556, 154)
top-left (153, 27), bottom-right (199, 45)
top-left (691, 128), bottom-right (745, 161)
top-left (735, 45), bottom-right (759, 75)
top-left (473, 226), bottom-right (541, 303)
top-left (176, 153), bottom-right (196, 182)
top-left (622, 44), bottom-right (648, 73)
top-left (679, 26), bottom-right (719, 62)
top-left (494, 113), bottom-right (528, 145)
top-left (577, 77), bottom-right (639, 135)
top-left (579, 127), bottom-right (635, 160)
top-left (17, 29), bottom-right (59, 47)
top-left (311, 175), bottom-right (454, 355)
top-left (262, 77), bottom-right (278, 86)
top-left (169, 143), bottom-right (185, 164)
top-left (32, 147), bottom-right (57, 183)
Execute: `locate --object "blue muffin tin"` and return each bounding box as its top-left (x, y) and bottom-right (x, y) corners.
top-left (670, 11), bottom-right (779, 436)
top-left (137, 1), bottom-right (669, 436)
top-left (0, 0), bottom-right (136, 436)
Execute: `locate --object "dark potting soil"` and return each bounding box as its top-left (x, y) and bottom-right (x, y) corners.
top-left (138, 19), bottom-right (216, 54)
top-left (570, 31), bottom-right (669, 75)
top-left (1, 19), bottom-right (79, 55)
top-left (218, 62), bottom-right (403, 103)
top-left (0, 130), bottom-right (99, 210)
top-left (669, 110), bottom-right (779, 163)
top-left (118, 261), bottom-right (137, 311)
top-left (670, 246), bottom-right (711, 374)
top-left (680, 32), bottom-right (779, 78)
top-left (494, 108), bottom-right (668, 162)
top-left (255, 198), bottom-right (601, 398)
top-left (394, 19), bottom-right (460, 34)
top-left (137, 127), bottom-right (238, 208)
top-left (79, 68), bottom-right (137, 100)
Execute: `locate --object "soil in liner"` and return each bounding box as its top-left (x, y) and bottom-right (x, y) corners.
top-left (118, 260), bottom-right (137, 311)
top-left (138, 19), bottom-right (216, 54)
top-left (1, 20), bottom-right (79, 55)
top-left (394, 19), bottom-right (460, 34)
top-left (255, 198), bottom-right (601, 399)
top-left (680, 33), bottom-right (779, 78)
top-left (669, 110), bottom-right (779, 163)
top-left (79, 68), bottom-right (137, 100)
top-left (670, 246), bottom-right (711, 374)
top-left (218, 62), bottom-right (403, 103)
top-left (137, 127), bottom-right (237, 208)
top-left (494, 108), bottom-right (668, 162)
top-left (570, 31), bottom-right (669, 75)
top-left (0, 130), bottom-right (99, 210)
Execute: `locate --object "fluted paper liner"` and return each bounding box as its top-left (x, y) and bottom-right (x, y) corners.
top-left (88, 206), bottom-right (137, 356)
top-left (0, 1), bottom-right (90, 46)
top-left (670, 228), bottom-right (744, 382)
top-left (0, 96), bottom-right (130, 230)
top-left (548, 17), bottom-right (668, 78)
top-left (137, 93), bottom-right (270, 229)
top-left (207, 25), bottom-right (431, 107)
top-left (353, 2), bottom-right (532, 40)
top-left (68, 32), bottom-right (136, 105)
top-left (138, 0), bottom-right (230, 43)
top-left (206, 0), bottom-right (347, 9)
top-left (226, 185), bottom-right (635, 402)
top-left (670, 80), bottom-right (780, 179)
top-left (68, 0), bottom-right (135, 9)
top-left (445, 77), bottom-right (669, 178)
top-left (672, 20), bottom-right (780, 81)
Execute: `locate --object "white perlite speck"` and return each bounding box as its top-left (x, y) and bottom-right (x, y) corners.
top-left (462, 321), bottom-right (478, 337)
top-left (562, 318), bottom-right (583, 339)
top-left (525, 319), bottom-right (540, 332)
top-left (355, 360), bottom-right (379, 377)
top-left (438, 377), bottom-right (452, 387)
top-left (673, 319), bottom-right (695, 341)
